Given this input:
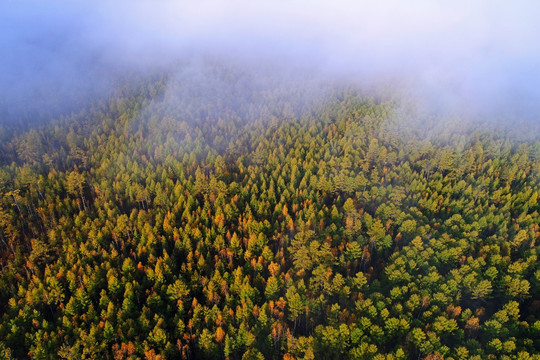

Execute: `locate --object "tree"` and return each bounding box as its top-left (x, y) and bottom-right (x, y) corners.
top-left (265, 276), bottom-right (280, 300)
top-left (66, 171), bottom-right (87, 211)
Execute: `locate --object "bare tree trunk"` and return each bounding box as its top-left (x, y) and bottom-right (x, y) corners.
top-left (80, 189), bottom-right (87, 211)
top-left (11, 194), bottom-right (24, 219)
top-left (34, 183), bottom-right (45, 201)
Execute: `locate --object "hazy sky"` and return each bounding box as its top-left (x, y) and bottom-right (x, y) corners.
top-left (1, 0), bottom-right (540, 122)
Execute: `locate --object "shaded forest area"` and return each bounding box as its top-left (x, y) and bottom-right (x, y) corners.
top-left (0, 62), bottom-right (538, 359)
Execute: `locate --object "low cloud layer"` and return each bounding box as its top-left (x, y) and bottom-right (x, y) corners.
top-left (1, 0), bottom-right (539, 124)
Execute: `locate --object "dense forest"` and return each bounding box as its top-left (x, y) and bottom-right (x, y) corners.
top-left (0, 62), bottom-right (538, 360)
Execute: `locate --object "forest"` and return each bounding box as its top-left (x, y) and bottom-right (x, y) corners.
top-left (0, 61), bottom-right (538, 360)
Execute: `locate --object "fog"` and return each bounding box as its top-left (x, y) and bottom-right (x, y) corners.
top-left (1, 0), bottom-right (540, 127)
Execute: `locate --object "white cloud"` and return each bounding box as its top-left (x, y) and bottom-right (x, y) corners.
top-left (1, 0), bottom-right (540, 120)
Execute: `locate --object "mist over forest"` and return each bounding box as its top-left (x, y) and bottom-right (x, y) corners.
top-left (2, 0), bottom-right (540, 127)
top-left (0, 1), bottom-right (539, 360)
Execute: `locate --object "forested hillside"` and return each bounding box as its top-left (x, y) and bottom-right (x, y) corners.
top-left (0, 63), bottom-right (538, 359)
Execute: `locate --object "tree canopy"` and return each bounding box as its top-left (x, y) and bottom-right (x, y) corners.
top-left (0, 62), bottom-right (538, 359)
